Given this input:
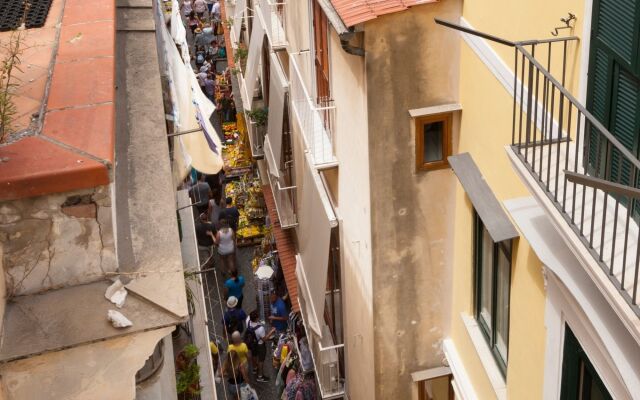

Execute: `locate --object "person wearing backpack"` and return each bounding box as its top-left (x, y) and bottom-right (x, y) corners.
top-left (223, 296), bottom-right (246, 335)
top-left (245, 310), bottom-right (270, 382)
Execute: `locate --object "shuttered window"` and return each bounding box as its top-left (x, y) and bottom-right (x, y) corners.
top-left (313, 0), bottom-right (330, 102)
top-left (586, 0), bottom-right (640, 192)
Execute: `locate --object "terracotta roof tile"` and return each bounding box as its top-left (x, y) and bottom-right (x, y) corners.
top-left (0, 0), bottom-right (115, 201)
top-left (0, 137), bottom-right (110, 200)
top-left (330, 0), bottom-right (438, 26)
top-left (262, 184), bottom-right (299, 313)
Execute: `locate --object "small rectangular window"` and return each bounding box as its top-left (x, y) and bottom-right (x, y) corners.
top-left (416, 113), bottom-right (452, 171)
top-left (474, 211), bottom-right (512, 377)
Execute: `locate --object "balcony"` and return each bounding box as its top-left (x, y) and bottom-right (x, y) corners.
top-left (246, 116), bottom-right (266, 158)
top-left (257, 0), bottom-right (287, 49)
top-left (298, 294), bottom-right (346, 399)
top-left (264, 145), bottom-right (298, 227)
top-left (289, 52), bottom-right (337, 167)
top-left (505, 40), bottom-right (640, 334)
top-left (434, 18), bottom-right (640, 339)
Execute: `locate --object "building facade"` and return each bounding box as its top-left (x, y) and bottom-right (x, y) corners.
top-left (0, 1), bottom-right (189, 398)
top-left (230, 0), bottom-right (461, 399)
top-left (230, 0), bottom-right (640, 399)
top-left (444, 0), bottom-right (640, 399)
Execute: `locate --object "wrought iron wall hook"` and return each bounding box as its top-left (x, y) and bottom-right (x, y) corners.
top-left (551, 13), bottom-right (577, 36)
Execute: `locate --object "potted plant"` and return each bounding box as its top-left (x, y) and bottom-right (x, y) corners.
top-left (247, 107), bottom-right (268, 148)
top-left (234, 47), bottom-right (248, 71)
top-left (247, 107), bottom-right (268, 127)
top-left (175, 344), bottom-right (201, 399)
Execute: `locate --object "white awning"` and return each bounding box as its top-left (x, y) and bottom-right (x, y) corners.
top-left (243, 15), bottom-right (265, 110)
top-left (265, 52), bottom-right (288, 177)
top-left (296, 152), bottom-right (337, 336)
top-left (159, 6), bottom-right (223, 175)
top-left (232, 0), bottom-right (246, 45)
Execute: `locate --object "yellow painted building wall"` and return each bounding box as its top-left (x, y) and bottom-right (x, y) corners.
top-left (450, 0), bottom-right (588, 398)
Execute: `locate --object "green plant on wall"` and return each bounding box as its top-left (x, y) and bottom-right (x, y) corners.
top-left (176, 344), bottom-right (201, 399)
top-left (224, 17), bottom-right (233, 29)
top-left (0, 13), bottom-right (27, 143)
top-left (234, 47), bottom-right (248, 68)
top-left (247, 107), bottom-right (268, 127)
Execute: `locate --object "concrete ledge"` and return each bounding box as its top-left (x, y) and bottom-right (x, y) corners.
top-left (0, 280), bottom-right (183, 363)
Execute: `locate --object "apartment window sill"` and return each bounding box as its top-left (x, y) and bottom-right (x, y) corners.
top-left (408, 103), bottom-right (462, 118)
top-left (460, 313), bottom-right (507, 400)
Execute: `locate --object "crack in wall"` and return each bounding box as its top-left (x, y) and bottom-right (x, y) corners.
top-left (1, 186), bottom-right (117, 297)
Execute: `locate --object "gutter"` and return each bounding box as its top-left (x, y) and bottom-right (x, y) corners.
top-left (316, 0), bottom-right (365, 57)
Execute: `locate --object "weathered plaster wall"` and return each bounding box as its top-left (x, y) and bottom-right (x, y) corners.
top-left (0, 186), bottom-right (116, 297)
top-left (364, 2), bottom-right (462, 399)
top-left (327, 29), bottom-right (375, 400)
top-left (0, 327), bottom-right (172, 400)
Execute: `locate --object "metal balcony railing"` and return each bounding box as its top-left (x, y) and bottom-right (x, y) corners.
top-left (268, 172), bottom-right (297, 228)
top-left (289, 52), bottom-right (337, 167)
top-left (246, 117), bottom-right (266, 158)
top-left (258, 0), bottom-right (287, 49)
top-left (314, 342), bottom-right (345, 399)
top-left (510, 40), bottom-right (640, 318)
top-left (435, 19), bottom-right (640, 320)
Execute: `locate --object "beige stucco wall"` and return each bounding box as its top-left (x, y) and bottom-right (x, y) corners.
top-left (327, 28), bottom-right (375, 400)
top-left (0, 327), bottom-right (172, 400)
top-left (0, 186), bottom-right (116, 297)
top-left (363, 2), bottom-right (462, 399)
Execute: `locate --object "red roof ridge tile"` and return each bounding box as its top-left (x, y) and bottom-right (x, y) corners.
top-left (330, 0), bottom-right (438, 26)
top-left (0, 0), bottom-right (116, 201)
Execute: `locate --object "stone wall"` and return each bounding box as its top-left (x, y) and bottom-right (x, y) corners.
top-left (0, 185), bottom-right (116, 297)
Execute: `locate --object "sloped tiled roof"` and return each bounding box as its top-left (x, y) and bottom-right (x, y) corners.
top-left (262, 184), bottom-right (300, 313)
top-left (330, 0), bottom-right (438, 26)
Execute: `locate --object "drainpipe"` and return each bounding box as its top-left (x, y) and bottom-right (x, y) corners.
top-left (316, 0), bottom-right (364, 57)
top-left (339, 29), bottom-right (365, 57)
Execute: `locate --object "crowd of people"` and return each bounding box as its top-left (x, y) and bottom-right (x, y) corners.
top-left (181, 0), bottom-right (236, 123)
top-left (187, 168), bottom-right (290, 397)
top-left (179, 1), bottom-right (320, 398)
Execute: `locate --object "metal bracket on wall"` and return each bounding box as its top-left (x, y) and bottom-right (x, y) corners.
top-left (551, 13), bottom-right (577, 36)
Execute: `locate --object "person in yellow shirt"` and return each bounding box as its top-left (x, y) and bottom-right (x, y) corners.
top-left (209, 340), bottom-right (219, 373)
top-left (226, 331), bottom-right (249, 365)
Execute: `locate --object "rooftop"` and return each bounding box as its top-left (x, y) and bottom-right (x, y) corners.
top-left (329, 0), bottom-right (439, 27)
top-left (0, 0), bottom-right (115, 201)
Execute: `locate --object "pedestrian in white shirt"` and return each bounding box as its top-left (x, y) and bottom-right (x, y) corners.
top-left (211, 0), bottom-right (221, 21)
top-left (194, 0), bottom-right (207, 19)
top-left (181, 0), bottom-right (193, 17)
